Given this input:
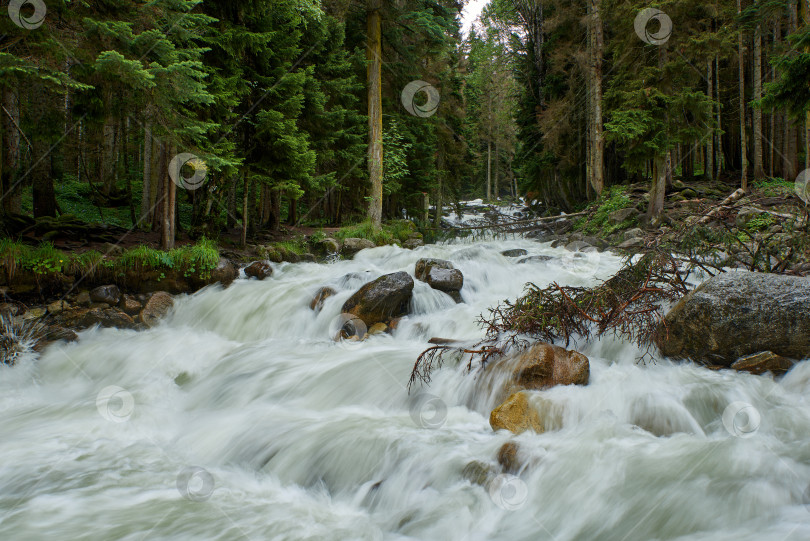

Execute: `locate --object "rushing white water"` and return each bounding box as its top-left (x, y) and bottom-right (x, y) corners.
top-left (2, 237), bottom-right (810, 541)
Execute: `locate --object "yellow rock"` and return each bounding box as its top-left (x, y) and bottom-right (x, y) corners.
top-left (368, 322), bottom-right (388, 335)
top-left (489, 392), bottom-right (544, 435)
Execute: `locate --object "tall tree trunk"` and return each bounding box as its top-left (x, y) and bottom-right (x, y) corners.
top-left (152, 141), bottom-right (166, 232)
top-left (494, 141), bottom-right (499, 199)
top-left (102, 116), bottom-right (116, 195)
top-left (785, 3), bottom-right (799, 180)
top-left (715, 54), bottom-right (723, 176)
top-left (707, 60), bottom-right (714, 180)
top-left (241, 172), bottom-right (249, 247)
top-left (587, 0), bottom-right (605, 196)
top-left (770, 20), bottom-right (780, 177)
top-left (366, 0), bottom-right (383, 229)
top-left (160, 144), bottom-right (176, 250)
top-left (737, 0), bottom-right (748, 190)
top-left (31, 81), bottom-right (57, 218)
top-left (647, 156), bottom-right (666, 225)
top-left (486, 140), bottom-right (492, 200)
top-left (1, 87), bottom-right (21, 214)
top-left (802, 0), bottom-right (810, 172)
top-left (141, 118), bottom-right (152, 226)
top-left (270, 188), bottom-right (281, 231)
top-left (753, 7), bottom-right (765, 179)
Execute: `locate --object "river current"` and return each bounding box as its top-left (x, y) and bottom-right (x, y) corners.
top-left (2, 236), bottom-right (810, 540)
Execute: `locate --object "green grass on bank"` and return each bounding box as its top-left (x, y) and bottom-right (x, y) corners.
top-left (575, 185), bottom-right (635, 236)
top-left (0, 238), bottom-right (220, 281)
top-left (333, 219), bottom-right (417, 245)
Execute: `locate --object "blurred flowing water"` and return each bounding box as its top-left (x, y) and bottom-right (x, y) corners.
top-left (2, 237), bottom-right (810, 541)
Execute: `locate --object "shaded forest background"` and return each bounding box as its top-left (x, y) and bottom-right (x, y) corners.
top-left (0, 0), bottom-right (809, 249)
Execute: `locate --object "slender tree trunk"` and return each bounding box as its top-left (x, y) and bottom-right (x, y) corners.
top-left (366, 0), bottom-right (383, 229)
top-left (802, 0), bottom-right (810, 172)
top-left (715, 54), bottom-right (723, 176)
top-left (753, 7), bottom-right (765, 179)
top-left (785, 3), bottom-right (799, 180)
top-left (737, 0), bottom-right (748, 190)
top-left (707, 60), bottom-right (714, 180)
top-left (141, 118), bottom-right (152, 226)
top-left (270, 188), bottom-right (281, 231)
top-left (587, 0), bottom-right (605, 196)
top-left (152, 141), bottom-right (166, 232)
top-left (1, 87), bottom-right (21, 214)
top-left (494, 142), bottom-right (499, 199)
top-left (647, 156), bottom-right (666, 225)
top-left (31, 81), bottom-right (57, 218)
top-left (484, 139), bottom-right (491, 200)
top-left (241, 172), bottom-right (249, 247)
top-left (102, 116), bottom-right (116, 195)
top-left (160, 144), bottom-right (176, 250)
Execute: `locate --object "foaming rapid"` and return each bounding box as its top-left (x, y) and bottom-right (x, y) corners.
top-left (1, 237), bottom-right (809, 541)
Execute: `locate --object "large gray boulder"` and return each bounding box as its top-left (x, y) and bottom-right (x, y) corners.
top-left (656, 271), bottom-right (810, 365)
top-left (425, 267), bottom-right (463, 292)
top-left (341, 238), bottom-right (375, 256)
top-left (341, 272), bottom-right (414, 327)
top-left (415, 258), bottom-right (454, 281)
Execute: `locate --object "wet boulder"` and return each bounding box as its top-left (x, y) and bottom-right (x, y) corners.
top-left (207, 258), bottom-right (238, 287)
top-left (310, 286), bottom-right (336, 312)
top-left (90, 285), bottom-right (121, 306)
top-left (490, 392), bottom-right (544, 434)
top-left (425, 267), bottom-right (463, 293)
top-left (342, 238), bottom-right (375, 256)
top-left (140, 292), bottom-right (175, 328)
top-left (314, 238), bottom-right (341, 255)
top-left (501, 249), bottom-right (528, 258)
top-left (730, 351), bottom-right (794, 376)
top-left (656, 271), bottom-right (810, 365)
top-left (341, 271), bottom-right (414, 327)
top-left (415, 258), bottom-right (453, 281)
top-left (244, 260), bottom-right (273, 280)
top-left (511, 342), bottom-right (590, 390)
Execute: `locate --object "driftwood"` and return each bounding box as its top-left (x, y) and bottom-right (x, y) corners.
top-left (696, 188), bottom-right (746, 225)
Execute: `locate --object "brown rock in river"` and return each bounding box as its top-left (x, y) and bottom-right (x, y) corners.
top-left (730, 351), bottom-right (794, 375)
top-left (244, 260), bottom-right (273, 280)
top-left (140, 292), bottom-right (174, 328)
top-left (310, 286), bottom-right (336, 312)
top-left (510, 342), bottom-right (590, 390)
top-left (489, 392), bottom-right (544, 434)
